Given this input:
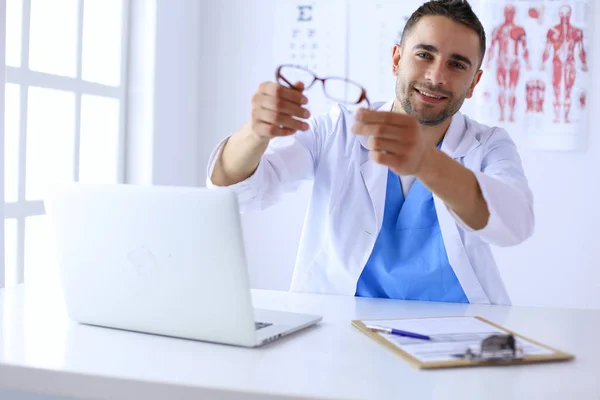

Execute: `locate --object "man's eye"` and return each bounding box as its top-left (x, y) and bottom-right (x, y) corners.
top-left (451, 61), bottom-right (466, 70)
top-left (416, 52), bottom-right (432, 60)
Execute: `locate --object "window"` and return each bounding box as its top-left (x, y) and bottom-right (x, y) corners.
top-left (3, 0), bottom-right (129, 287)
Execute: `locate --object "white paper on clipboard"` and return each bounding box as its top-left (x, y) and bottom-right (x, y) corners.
top-left (360, 316), bottom-right (555, 363)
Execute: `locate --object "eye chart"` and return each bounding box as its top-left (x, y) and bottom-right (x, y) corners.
top-left (347, 0), bottom-right (427, 104)
top-left (273, 0), bottom-right (348, 115)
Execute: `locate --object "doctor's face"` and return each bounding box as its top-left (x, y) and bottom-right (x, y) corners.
top-left (393, 16), bottom-right (483, 126)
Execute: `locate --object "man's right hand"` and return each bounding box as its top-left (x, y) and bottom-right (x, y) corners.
top-left (210, 81), bottom-right (311, 187)
top-left (250, 81), bottom-right (311, 141)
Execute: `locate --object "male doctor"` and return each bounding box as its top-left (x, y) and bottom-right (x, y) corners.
top-left (207, 0), bottom-right (534, 305)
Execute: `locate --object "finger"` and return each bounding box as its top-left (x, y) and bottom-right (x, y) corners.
top-left (279, 80), bottom-right (306, 92)
top-left (252, 121), bottom-right (295, 138)
top-left (352, 122), bottom-right (417, 141)
top-left (368, 137), bottom-right (414, 154)
top-left (290, 81), bottom-right (305, 91)
top-left (355, 109), bottom-right (416, 127)
top-left (259, 82), bottom-right (308, 105)
top-left (254, 93), bottom-right (311, 119)
top-left (369, 150), bottom-right (406, 170)
top-left (253, 109), bottom-right (310, 132)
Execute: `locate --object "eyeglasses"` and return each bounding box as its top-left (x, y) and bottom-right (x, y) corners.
top-left (276, 64), bottom-right (371, 108)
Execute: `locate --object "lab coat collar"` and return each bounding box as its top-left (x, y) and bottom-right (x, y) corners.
top-left (356, 99), bottom-right (481, 160)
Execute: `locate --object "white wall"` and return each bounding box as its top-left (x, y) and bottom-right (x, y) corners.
top-left (0, 0), bottom-right (6, 288)
top-left (194, 0), bottom-right (310, 291)
top-left (478, 0), bottom-right (600, 309)
top-left (126, 0), bottom-right (204, 187)
top-left (143, 0), bottom-right (600, 309)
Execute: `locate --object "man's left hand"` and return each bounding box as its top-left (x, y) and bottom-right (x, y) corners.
top-left (352, 109), bottom-right (432, 176)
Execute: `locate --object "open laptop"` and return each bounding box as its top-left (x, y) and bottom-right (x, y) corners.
top-left (44, 183), bottom-right (322, 347)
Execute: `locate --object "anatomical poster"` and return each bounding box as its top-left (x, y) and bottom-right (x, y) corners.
top-left (477, 0), bottom-right (592, 151)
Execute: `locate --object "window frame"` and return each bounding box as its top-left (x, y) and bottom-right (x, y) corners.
top-left (3, 0), bottom-right (130, 286)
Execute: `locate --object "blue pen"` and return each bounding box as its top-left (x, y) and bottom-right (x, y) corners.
top-left (366, 324), bottom-right (431, 341)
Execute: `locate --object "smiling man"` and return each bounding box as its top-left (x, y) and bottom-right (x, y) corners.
top-left (207, 0), bottom-right (534, 305)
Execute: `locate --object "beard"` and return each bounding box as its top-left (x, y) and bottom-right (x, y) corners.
top-left (395, 77), bottom-right (469, 126)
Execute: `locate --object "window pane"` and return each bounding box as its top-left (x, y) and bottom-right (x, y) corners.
top-left (79, 95), bottom-right (120, 183)
top-left (4, 84), bottom-right (20, 202)
top-left (82, 0), bottom-right (123, 86)
top-left (6, 0), bottom-right (23, 67)
top-left (4, 219), bottom-right (18, 287)
top-left (26, 87), bottom-right (75, 201)
top-left (25, 215), bottom-right (60, 288)
top-left (29, 0), bottom-right (78, 77)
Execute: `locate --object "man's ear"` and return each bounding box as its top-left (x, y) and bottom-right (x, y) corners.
top-left (466, 69), bottom-right (483, 99)
top-left (392, 44), bottom-right (402, 76)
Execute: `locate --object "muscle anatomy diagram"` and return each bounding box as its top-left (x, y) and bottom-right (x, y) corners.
top-left (541, 4), bottom-right (588, 124)
top-left (478, 0), bottom-right (591, 151)
top-left (525, 79), bottom-right (545, 113)
top-left (486, 5), bottom-right (531, 123)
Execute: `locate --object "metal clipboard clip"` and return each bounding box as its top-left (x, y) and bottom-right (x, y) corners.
top-left (453, 334), bottom-right (524, 362)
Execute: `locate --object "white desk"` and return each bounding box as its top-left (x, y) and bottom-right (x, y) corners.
top-left (1, 285), bottom-right (599, 400)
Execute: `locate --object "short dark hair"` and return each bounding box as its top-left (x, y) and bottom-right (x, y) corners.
top-left (399, 0), bottom-right (486, 68)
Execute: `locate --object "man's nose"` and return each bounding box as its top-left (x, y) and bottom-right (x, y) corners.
top-left (425, 61), bottom-right (448, 87)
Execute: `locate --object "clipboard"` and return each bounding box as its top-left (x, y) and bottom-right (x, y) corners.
top-left (352, 316), bottom-right (575, 369)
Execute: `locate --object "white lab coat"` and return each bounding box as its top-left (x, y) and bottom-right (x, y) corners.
top-left (206, 100), bottom-right (534, 305)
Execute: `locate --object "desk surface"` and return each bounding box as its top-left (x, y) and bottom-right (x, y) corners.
top-left (1, 285), bottom-right (599, 400)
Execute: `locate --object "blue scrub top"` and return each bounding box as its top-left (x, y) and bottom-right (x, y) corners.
top-left (355, 160), bottom-right (469, 303)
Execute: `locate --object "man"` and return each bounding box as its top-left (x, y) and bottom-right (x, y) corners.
top-left (207, 0), bottom-right (534, 305)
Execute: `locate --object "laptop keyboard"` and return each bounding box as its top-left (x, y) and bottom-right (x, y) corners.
top-left (255, 322), bottom-right (273, 330)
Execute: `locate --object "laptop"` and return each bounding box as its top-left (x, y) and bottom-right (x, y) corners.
top-left (44, 183), bottom-right (322, 347)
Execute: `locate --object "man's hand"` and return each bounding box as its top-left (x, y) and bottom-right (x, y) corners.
top-left (210, 81), bottom-right (310, 187)
top-left (250, 81), bottom-right (311, 142)
top-left (352, 108), bottom-right (490, 230)
top-left (352, 109), bottom-right (432, 176)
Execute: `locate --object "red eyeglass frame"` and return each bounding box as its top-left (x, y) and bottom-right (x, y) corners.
top-left (275, 64), bottom-right (371, 108)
